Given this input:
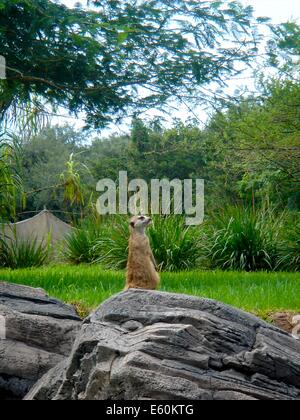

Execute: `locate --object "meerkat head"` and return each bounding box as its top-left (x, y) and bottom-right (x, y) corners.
top-left (129, 215), bottom-right (152, 234)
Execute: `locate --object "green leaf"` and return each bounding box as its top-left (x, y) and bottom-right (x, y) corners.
top-left (211, 1), bottom-right (222, 9)
top-left (117, 31), bottom-right (129, 44)
top-left (257, 16), bottom-right (271, 23)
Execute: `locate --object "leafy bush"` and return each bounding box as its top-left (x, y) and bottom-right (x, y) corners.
top-left (63, 217), bottom-right (102, 264)
top-left (149, 216), bottom-right (202, 271)
top-left (278, 215), bottom-right (300, 271)
top-left (92, 215), bottom-right (202, 272)
top-left (63, 210), bottom-right (299, 273)
top-left (0, 237), bottom-right (49, 269)
top-left (204, 207), bottom-right (282, 271)
top-left (0, 131), bottom-right (23, 221)
top-left (92, 216), bottom-right (129, 270)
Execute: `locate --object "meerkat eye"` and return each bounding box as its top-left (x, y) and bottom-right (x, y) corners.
top-left (139, 216), bottom-right (145, 221)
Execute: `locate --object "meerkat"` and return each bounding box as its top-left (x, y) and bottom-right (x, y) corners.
top-left (125, 215), bottom-right (160, 290)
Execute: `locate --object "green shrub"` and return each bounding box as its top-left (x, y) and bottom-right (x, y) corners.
top-left (0, 238), bottom-right (49, 269)
top-left (63, 217), bottom-right (102, 264)
top-left (93, 215), bottom-right (129, 270)
top-left (92, 215), bottom-right (202, 272)
top-left (204, 207), bottom-right (282, 271)
top-left (278, 215), bottom-right (300, 271)
top-left (149, 216), bottom-right (202, 271)
top-left (63, 210), bottom-right (299, 273)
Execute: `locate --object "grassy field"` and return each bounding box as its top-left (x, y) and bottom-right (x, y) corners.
top-left (0, 265), bottom-right (299, 318)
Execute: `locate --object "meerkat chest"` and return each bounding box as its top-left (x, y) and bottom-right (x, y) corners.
top-left (130, 235), bottom-right (151, 256)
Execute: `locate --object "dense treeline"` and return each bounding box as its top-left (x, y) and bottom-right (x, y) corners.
top-left (0, 2), bottom-right (299, 271)
top-left (16, 78), bottom-right (300, 220)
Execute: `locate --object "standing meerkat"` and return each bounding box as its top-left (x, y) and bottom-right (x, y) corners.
top-left (125, 215), bottom-right (160, 290)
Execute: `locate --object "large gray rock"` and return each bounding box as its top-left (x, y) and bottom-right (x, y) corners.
top-left (0, 282), bottom-right (81, 399)
top-left (26, 289), bottom-right (300, 400)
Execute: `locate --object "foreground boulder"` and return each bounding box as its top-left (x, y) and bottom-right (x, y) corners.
top-left (26, 289), bottom-right (300, 400)
top-left (0, 282), bottom-right (81, 399)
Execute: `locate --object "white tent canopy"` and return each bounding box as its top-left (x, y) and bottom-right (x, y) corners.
top-left (2, 210), bottom-right (73, 246)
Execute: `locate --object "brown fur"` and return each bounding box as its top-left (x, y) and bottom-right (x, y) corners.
top-left (125, 216), bottom-right (160, 290)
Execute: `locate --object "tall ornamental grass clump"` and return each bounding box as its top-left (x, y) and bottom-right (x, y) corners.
top-left (148, 216), bottom-right (202, 271)
top-left (90, 215), bottom-right (202, 271)
top-left (278, 215), bottom-right (300, 272)
top-left (63, 209), bottom-right (299, 273)
top-left (0, 237), bottom-right (50, 269)
top-left (63, 217), bottom-right (103, 264)
top-left (204, 207), bottom-right (283, 271)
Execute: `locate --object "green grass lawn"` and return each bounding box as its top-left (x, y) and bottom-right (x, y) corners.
top-left (0, 265), bottom-right (299, 318)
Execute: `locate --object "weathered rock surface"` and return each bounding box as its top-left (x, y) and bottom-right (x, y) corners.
top-left (26, 289), bottom-right (300, 400)
top-left (0, 282), bottom-right (81, 399)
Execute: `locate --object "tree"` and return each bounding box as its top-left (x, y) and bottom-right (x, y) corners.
top-left (268, 22), bottom-right (300, 77)
top-left (87, 134), bottom-right (130, 181)
top-left (0, 0), bottom-right (261, 128)
top-left (128, 118), bottom-right (206, 181)
top-left (19, 125), bottom-right (88, 219)
top-left (202, 79), bottom-right (300, 209)
top-left (0, 131), bottom-right (22, 221)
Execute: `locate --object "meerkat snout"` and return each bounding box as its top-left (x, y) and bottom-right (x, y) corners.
top-left (125, 215), bottom-right (160, 291)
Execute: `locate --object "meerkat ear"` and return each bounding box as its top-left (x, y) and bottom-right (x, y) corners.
top-left (130, 221), bottom-right (135, 228)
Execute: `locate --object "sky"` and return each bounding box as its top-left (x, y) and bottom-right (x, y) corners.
top-left (56, 0), bottom-right (300, 134)
top-left (243, 0), bottom-right (299, 22)
top-left (62, 0), bottom-right (300, 23)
